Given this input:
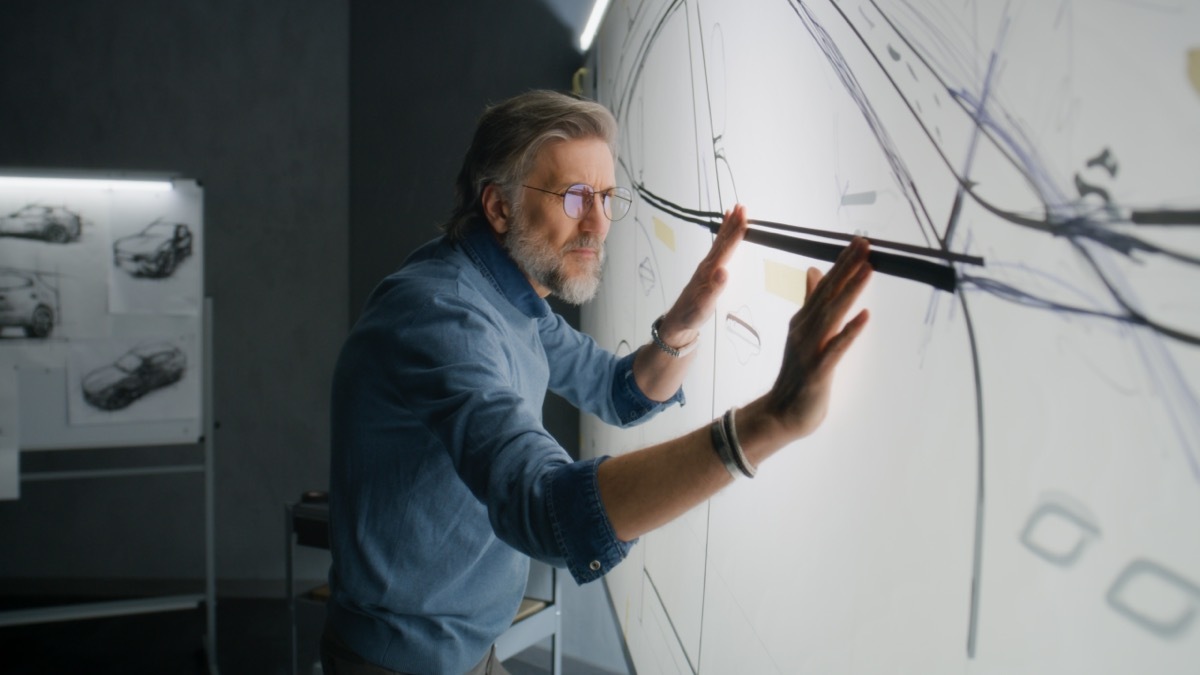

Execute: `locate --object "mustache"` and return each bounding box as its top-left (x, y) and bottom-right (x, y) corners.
top-left (562, 235), bottom-right (605, 254)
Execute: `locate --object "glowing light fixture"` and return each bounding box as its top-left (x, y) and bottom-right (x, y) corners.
top-left (0, 175), bottom-right (173, 192)
top-left (579, 0), bottom-right (612, 52)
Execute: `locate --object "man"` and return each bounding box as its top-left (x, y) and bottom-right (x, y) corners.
top-left (325, 90), bottom-right (872, 674)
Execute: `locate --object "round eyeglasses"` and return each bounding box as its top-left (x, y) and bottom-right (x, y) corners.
top-left (523, 183), bottom-right (633, 221)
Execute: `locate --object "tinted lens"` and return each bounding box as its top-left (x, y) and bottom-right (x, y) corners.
top-left (605, 187), bottom-right (633, 221)
top-left (562, 185), bottom-right (592, 219)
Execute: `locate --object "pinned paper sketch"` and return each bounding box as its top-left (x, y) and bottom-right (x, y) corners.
top-left (108, 184), bottom-right (203, 315)
top-left (112, 219), bottom-right (194, 279)
top-left (68, 335), bottom-right (199, 425)
top-left (0, 204), bottom-right (83, 244)
top-left (81, 342), bottom-right (186, 411)
top-left (0, 189), bottom-right (110, 340)
top-left (0, 268), bottom-right (59, 339)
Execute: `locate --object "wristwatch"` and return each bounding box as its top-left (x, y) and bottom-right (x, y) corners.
top-left (651, 315), bottom-right (699, 358)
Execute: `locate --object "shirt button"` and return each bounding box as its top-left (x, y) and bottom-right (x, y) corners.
top-left (589, 560), bottom-right (601, 572)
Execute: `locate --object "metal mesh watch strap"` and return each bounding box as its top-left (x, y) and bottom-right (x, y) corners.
top-left (651, 315), bottom-right (699, 358)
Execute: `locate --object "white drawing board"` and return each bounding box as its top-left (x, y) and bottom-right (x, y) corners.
top-left (0, 177), bottom-right (204, 452)
top-left (583, 1), bottom-right (1200, 673)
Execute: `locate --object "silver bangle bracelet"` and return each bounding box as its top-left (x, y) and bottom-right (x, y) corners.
top-left (710, 416), bottom-right (742, 479)
top-left (723, 407), bottom-right (756, 478)
top-left (651, 315), bottom-right (699, 358)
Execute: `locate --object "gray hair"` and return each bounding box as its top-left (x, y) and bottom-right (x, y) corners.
top-left (441, 90), bottom-right (618, 240)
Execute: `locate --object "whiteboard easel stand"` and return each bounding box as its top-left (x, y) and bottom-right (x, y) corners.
top-left (0, 298), bottom-right (219, 675)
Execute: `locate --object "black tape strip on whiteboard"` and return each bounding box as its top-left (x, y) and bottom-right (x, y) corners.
top-left (741, 226), bottom-right (958, 292)
top-left (634, 183), bottom-right (968, 292)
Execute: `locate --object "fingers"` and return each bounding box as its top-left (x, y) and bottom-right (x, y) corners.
top-left (791, 237), bottom-right (872, 363)
top-left (813, 308), bottom-right (870, 378)
top-left (804, 266), bottom-right (821, 302)
top-left (709, 204), bottom-right (748, 268)
top-left (821, 256), bottom-right (873, 334)
top-left (804, 236), bottom-right (871, 312)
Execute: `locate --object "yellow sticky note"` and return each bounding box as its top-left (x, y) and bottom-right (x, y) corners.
top-left (763, 259), bottom-right (808, 305)
top-left (1190, 49), bottom-right (1200, 97)
top-left (653, 216), bottom-right (676, 251)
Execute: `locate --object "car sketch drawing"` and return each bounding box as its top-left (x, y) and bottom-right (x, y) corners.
top-left (0, 204), bottom-right (83, 243)
top-left (112, 219), bottom-right (194, 278)
top-left (82, 342), bottom-right (187, 411)
top-left (0, 268), bottom-right (59, 338)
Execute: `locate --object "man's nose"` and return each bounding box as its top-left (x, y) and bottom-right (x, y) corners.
top-left (579, 193), bottom-right (609, 236)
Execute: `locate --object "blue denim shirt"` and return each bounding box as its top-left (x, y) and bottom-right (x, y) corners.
top-left (327, 221), bottom-right (683, 674)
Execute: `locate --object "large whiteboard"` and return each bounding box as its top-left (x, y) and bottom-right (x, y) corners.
top-left (582, 1), bottom-right (1200, 673)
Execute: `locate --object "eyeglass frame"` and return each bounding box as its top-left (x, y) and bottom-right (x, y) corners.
top-left (521, 183), bottom-right (633, 221)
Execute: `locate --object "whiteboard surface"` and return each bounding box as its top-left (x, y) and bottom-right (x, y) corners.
top-left (584, 1), bottom-right (1200, 673)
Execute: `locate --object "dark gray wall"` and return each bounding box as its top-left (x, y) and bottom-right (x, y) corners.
top-left (349, 1), bottom-right (581, 312)
top-left (350, 0), bottom-right (585, 455)
top-left (0, 0), bottom-right (349, 583)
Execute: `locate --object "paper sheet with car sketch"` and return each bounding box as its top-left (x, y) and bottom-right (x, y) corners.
top-left (108, 182), bottom-right (203, 315)
top-left (0, 187), bottom-right (110, 340)
top-left (67, 334), bottom-right (199, 426)
top-left (0, 176), bottom-right (205, 449)
top-left (582, 1), bottom-right (1200, 673)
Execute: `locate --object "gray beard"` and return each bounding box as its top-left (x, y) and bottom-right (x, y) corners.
top-left (504, 208), bottom-right (605, 306)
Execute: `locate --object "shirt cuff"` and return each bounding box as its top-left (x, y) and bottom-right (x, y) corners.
top-left (611, 351), bottom-right (685, 426)
top-left (548, 456), bottom-right (635, 584)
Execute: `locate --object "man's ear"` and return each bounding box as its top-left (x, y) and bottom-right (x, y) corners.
top-left (481, 184), bottom-right (512, 235)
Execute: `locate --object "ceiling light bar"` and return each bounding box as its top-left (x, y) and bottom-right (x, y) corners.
top-left (579, 0), bottom-right (612, 52)
top-left (0, 176), bottom-right (173, 192)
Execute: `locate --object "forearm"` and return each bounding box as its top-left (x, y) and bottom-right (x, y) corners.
top-left (597, 396), bottom-right (791, 542)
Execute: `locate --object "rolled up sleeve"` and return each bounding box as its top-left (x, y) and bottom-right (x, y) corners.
top-left (610, 351), bottom-right (685, 426)
top-left (539, 312), bottom-right (684, 428)
top-left (547, 456), bottom-right (634, 583)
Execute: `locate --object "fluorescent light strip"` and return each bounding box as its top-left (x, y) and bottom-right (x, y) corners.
top-left (579, 0), bottom-right (612, 52)
top-left (0, 176), bottom-right (173, 192)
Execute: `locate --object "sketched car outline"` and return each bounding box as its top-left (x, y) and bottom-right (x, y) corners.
top-left (113, 219), bottom-right (194, 278)
top-left (0, 268), bottom-right (58, 338)
top-left (0, 204), bottom-right (83, 243)
top-left (82, 342), bottom-right (187, 411)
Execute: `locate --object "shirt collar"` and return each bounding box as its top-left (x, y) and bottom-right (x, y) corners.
top-left (459, 220), bottom-right (550, 319)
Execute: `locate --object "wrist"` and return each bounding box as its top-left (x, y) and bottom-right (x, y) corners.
top-left (651, 315), bottom-right (699, 357)
top-left (736, 397), bottom-right (793, 466)
top-left (660, 325), bottom-right (699, 348)
top-left (658, 313), bottom-right (699, 346)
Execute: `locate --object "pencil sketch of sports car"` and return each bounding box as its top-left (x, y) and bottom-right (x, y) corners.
top-left (0, 204), bottom-right (83, 243)
top-left (0, 268), bottom-right (58, 338)
top-left (82, 342), bottom-right (187, 411)
top-left (113, 219), bottom-right (193, 278)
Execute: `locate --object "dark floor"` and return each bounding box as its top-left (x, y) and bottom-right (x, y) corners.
top-left (0, 597), bottom-right (585, 675)
top-left (0, 597), bottom-right (285, 675)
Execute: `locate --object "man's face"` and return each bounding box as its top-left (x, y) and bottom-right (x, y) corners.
top-left (504, 137), bottom-right (615, 305)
